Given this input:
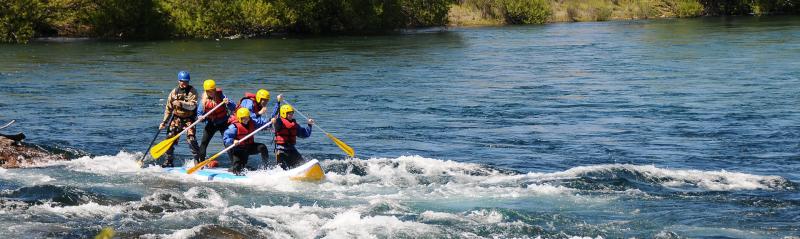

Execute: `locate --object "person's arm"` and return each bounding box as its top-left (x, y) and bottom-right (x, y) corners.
top-left (196, 92), bottom-right (206, 117)
top-left (270, 100), bottom-right (281, 119)
top-left (161, 89), bottom-right (175, 128)
top-left (181, 88), bottom-right (198, 114)
top-left (222, 93), bottom-right (236, 112)
top-left (252, 114), bottom-right (268, 128)
top-left (297, 121), bottom-right (313, 138)
top-left (223, 125), bottom-right (237, 146)
top-left (240, 99), bottom-right (254, 115)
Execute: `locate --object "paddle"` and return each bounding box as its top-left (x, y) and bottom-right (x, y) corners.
top-left (149, 101), bottom-right (226, 159)
top-left (137, 111), bottom-right (174, 167)
top-left (0, 120), bottom-right (15, 130)
top-left (187, 119), bottom-right (272, 174)
top-left (283, 100), bottom-right (355, 158)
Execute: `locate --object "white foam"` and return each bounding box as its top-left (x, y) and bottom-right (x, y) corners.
top-left (183, 186), bottom-right (228, 208)
top-left (30, 202), bottom-right (122, 219)
top-left (320, 211), bottom-right (440, 239)
top-left (39, 151), bottom-right (145, 175)
top-left (140, 224), bottom-right (208, 239)
top-left (0, 168), bottom-right (54, 184)
top-left (539, 164), bottom-right (789, 191)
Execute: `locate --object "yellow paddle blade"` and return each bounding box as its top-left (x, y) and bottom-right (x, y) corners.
top-left (325, 133), bottom-right (354, 158)
top-left (187, 152), bottom-right (222, 174)
top-left (149, 134), bottom-right (180, 159)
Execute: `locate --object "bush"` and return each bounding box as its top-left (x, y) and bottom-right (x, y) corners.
top-left (502, 0), bottom-right (551, 24)
top-left (673, 0), bottom-right (703, 17)
top-left (0, 0), bottom-right (46, 43)
top-left (567, 0), bottom-right (614, 21)
top-left (86, 0), bottom-right (170, 39)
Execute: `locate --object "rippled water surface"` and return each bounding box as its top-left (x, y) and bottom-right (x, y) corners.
top-left (1, 16), bottom-right (799, 238)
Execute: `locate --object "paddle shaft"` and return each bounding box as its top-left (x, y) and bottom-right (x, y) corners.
top-left (187, 119), bottom-right (272, 174)
top-left (140, 112), bottom-right (174, 162)
top-left (0, 120), bottom-right (14, 131)
top-left (283, 100), bottom-right (355, 157)
top-left (283, 100), bottom-right (330, 134)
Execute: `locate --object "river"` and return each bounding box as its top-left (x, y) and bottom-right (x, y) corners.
top-left (1, 16), bottom-right (799, 238)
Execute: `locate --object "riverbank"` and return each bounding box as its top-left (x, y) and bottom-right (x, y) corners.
top-left (2, 0), bottom-right (798, 43)
top-left (447, 0), bottom-right (797, 26)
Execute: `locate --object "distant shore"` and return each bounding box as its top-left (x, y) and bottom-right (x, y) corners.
top-left (2, 0), bottom-right (797, 43)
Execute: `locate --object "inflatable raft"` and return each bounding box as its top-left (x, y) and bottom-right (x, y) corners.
top-left (163, 159), bottom-right (325, 181)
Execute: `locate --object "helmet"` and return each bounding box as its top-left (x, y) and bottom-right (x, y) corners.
top-left (203, 79), bottom-right (216, 91)
top-left (256, 89), bottom-right (269, 103)
top-left (280, 104), bottom-right (294, 118)
top-left (236, 108), bottom-right (250, 120)
top-left (178, 71), bottom-right (190, 82)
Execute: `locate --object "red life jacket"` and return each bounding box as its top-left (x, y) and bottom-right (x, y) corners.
top-left (203, 88), bottom-right (228, 121)
top-left (234, 121), bottom-right (255, 147)
top-left (275, 118), bottom-right (297, 145)
top-left (228, 92), bottom-right (263, 124)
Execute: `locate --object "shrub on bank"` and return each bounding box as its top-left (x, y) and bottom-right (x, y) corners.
top-left (0, 0), bottom-right (46, 43)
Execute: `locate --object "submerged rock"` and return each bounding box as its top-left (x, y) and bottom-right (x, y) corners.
top-left (0, 133), bottom-right (68, 168)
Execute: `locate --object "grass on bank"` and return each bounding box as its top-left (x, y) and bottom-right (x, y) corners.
top-left (2, 0), bottom-right (799, 43)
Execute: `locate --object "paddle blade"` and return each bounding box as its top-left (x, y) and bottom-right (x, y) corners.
top-left (325, 133), bottom-right (354, 158)
top-left (149, 135), bottom-right (179, 159)
top-left (187, 153), bottom-right (221, 174)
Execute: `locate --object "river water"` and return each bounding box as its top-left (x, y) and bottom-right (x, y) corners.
top-left (1, 16), bottom-right (799, 238)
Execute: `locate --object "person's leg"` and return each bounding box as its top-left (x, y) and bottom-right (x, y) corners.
top-left (246, 143), bottom-right (270, 169)
top-left (162, 118), bottom-right (182, 167)
top-left (184, 118), bottom-right (201, 164)
top-left (285, 148), bottom-right (303, 169)
top-left (229, 148), bottom-right (248, 175)
top-left (275, 147), bottom-right (289, 170)
top-left (197, 123), bottom-right (216, 163)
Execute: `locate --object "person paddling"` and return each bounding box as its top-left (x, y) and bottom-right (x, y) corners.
top-left (273, 104), bottom-right (314, 170)
top-left (196, 79), bottom-right (236, 166)
top-left (159, 71), bottom-right (201, 167)
top-left (223, 108), bottom-right (271, 175)
top-left (237, 89), bottom-right (275, 118)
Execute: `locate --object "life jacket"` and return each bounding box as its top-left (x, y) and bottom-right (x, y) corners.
top-left (228, 92), bottom-right (262, 124)
top-left (233, 121), bottom-right (255, 147)
top-left (203, 88), bottom-right (228, 121)
top-left (274, 118), bottom-right (297, 145)
top-left (171, 85), bottom-right (197, 118)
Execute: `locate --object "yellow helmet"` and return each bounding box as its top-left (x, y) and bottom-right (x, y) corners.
top-left (280, 104), bottom-right (294, 118)
top-left (203, 79), bottom-right (216, 91)
top-left (256, 89), bottom-right (270, 103)
top-left (236, 108), bottom-right (250, 120)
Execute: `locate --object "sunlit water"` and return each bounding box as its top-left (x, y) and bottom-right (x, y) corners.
top-left (1, 16), bottom-right (799, 238)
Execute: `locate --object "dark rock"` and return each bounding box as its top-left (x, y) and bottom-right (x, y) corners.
top-left (0, 133), bottom-right (68, 168)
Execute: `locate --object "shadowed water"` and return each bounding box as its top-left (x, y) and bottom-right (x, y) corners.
top-left (1, 16), bottom-right (799, 238)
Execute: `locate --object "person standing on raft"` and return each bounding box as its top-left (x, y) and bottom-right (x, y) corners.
top-left (159, 71), bottom-right (200, 167)
top-left (222, 108), bottom-right (271, 175)
top-left (196, 79), bottom-right (236, 166)
top-left (273, 104), bottom-right (314, 170)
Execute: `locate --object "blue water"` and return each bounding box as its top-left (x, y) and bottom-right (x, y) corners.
top-left (1, 16), bottom-right (799, 238)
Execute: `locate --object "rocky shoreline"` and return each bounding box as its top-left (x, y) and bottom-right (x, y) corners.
top-left (0, 134), bottom-right (68, 168)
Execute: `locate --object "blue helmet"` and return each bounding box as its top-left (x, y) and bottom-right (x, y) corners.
top-left (178, 71), bottom-right (190, 82)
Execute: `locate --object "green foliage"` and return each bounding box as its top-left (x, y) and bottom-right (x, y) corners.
top-left (614, 0), bottom-right (659, 19)
top-left (567, 0), bottom-right (614, 21)
top-left (402, 0), bottom-right (453, 26)
top-left (673, 0), bottom-right (704, 17)
top-left (458, 0), bottom-right (552, 24)
top-left (502, 0), bottom-right (551, 24)
top-left (0, 0), bottom-right (46, 43)
top-left (87, 0), bottom-right (170, 39)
